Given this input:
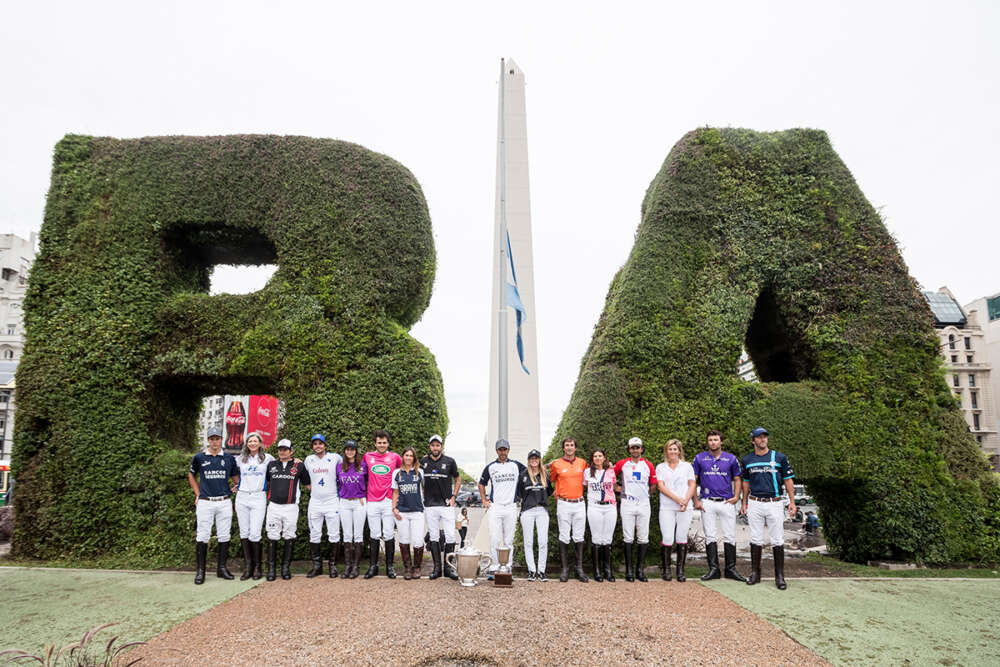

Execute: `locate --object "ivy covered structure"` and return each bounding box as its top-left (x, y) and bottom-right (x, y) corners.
top-left (13, 135), bottom-right (447, 566)
top-left (550, 128), bottom-right (1000, 564)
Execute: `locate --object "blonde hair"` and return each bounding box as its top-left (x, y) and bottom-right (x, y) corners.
top-left (527, 456), bottom-right (548, 486)
top-left (662, 439), bottom-right (685, 462)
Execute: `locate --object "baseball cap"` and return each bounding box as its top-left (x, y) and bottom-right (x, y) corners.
top-left (628, 437), bottom-right (643, 447)
top-left (343, 439), bottom-right (358, 450)
top-left (206, 426), bottom-right (223, 439)
top-left (277, 438), bottom-right (293, 449)
top-left (495, 438), bottom-right (510, 450)
top-left (750, 427), bottom-right (769, 438)
top-left (311, 434), bottom-right (326, 443)
top-left (428, 434), bottom-right (443, 444)
top-left (527, 449), bottom-right (541, 459)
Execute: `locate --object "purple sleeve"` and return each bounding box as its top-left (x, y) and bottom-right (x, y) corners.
top-left (691, 454), bottom-right (701, 478)
top-left (731, 454), bottom-right (742, 479)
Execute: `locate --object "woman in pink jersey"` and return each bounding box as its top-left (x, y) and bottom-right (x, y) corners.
top-left (362, 429), bottom-right (403, 579)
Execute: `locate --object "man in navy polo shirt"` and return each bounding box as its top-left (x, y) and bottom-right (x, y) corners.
top-left (740, 427), bottom-right (796, 590)
top-left (188, 425), bottom-right (240, 585)
top-left (692, 430), bottom-right (746, 582)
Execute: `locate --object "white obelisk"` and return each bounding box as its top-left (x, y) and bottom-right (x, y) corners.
top-left (487, 58), bottom-right (541, 465)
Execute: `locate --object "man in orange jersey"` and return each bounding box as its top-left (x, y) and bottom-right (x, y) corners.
top-left (548, 437), bottom-right (589, 583)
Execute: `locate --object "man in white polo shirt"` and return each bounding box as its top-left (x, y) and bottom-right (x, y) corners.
top-left (478, 439), bottom-right (525, 580)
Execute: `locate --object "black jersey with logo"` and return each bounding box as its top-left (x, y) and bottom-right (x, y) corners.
top-left (266, 459), bottom-right (310, 505)
top-left (419, 454), bottom-right (459, 506)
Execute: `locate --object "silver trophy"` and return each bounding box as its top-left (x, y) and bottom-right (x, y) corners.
top-left (445, 546), bottom-right (493, 587)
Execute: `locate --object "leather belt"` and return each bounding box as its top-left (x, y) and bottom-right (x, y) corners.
top-left (202, 495), bottom-right (229, 501)
top-left (558, 496), bottom-right (584, 503)
top-left (596, 500), bottom-right (613, 505)
top-left (706, 496), bottom-right (727, 502)
top-left (749, 495), bottom-right (781, 503)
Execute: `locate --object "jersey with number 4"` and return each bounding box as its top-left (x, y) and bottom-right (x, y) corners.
top-left (304, 452), bottom-right (343, 502)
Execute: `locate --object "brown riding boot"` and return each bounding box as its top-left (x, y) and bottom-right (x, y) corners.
top-left (412, 546), bottom-right (424, 579)
top-left (400, 544), bottom-right (413, 580)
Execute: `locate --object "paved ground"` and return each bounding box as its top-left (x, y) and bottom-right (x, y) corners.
top-left (133, 577), bottom-right (826, 666)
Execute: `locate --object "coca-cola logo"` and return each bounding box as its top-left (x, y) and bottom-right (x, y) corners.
top-left (257, 406), bottom-right (271, 417)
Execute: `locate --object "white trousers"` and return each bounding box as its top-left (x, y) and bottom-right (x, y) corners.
top-left (308, 498), bottom-right (341, 543)
top-left (556, 499), bottom-right (587, 543)
top-left (487, 503), bottom-right (518, 572)
top-left (265, 502), bottom-right (299, 540)
top-left (748, 499), bottom-right (786, 546)
top-left (424, 505), bottom-right (457, 543)
top-left (396, 510), bottom-right (425, 545)
top-left (339, 498), bottom-right (366, 542)
top-left (196, 498), bottom-right (233, 543)
top-left (620, 501), bottom-right (651, 544)
top-left (520, 506), bottom-right (549, 573)
top-left (587, 503), bottom-right (617, 545)
top-left (366, 498), bottom-right (395, 540)
top-left (701, 499), bottom-right (737, 544)
top-left (658, 506), bottom-right (694, 545)
top-left (235, 491), bottom-right (266, 541)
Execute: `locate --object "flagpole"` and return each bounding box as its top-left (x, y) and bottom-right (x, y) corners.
top-left (497, 58), bottom-right (509, 443)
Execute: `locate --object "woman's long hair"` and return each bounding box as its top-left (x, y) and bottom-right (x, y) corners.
top-left (527, 456), bottom-right (548, 486)
top-left (342, 445), bottom-right (362, 473)
top-left (400, 447), bottom-right (419, 473)
top-left (240, 432), bottom-right (266, 464)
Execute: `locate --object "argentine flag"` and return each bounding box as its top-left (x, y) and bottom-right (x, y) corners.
top-left (505, 232), bottom-right (530, 374)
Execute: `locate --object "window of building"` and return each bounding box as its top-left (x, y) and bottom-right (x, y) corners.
top-left (989, 295), bottom-right (1000, 322)
top-left (953, 374), bottom-right (960, 387)
top-left (967, 355), bottom-right (973, 363)
top-left (971, 391), bottom-right (979, 409)
top-left (5, 326), bottom-right (14, 335)
top-left (948, 334), bottom-right (956, 350)
top-left (1, 350), bottom-right (12, 360)
top-left (951, 355), bottom-right (958, 363)
top-left (973, 413), bottom-right (980, 430)
top-left (978, 435), bottom-right (984, 444)
top-left (964, 337), bottom-right (972, 350)
top-left (969, 374), bottom-right (976, 388)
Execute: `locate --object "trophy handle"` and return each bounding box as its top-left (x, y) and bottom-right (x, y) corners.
top-left (445, 552), bottom-right (456, 570)
top-left (479, 555), bottom-right (493, 573)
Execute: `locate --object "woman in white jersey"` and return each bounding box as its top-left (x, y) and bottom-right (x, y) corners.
top-left (655, 439), bottom-right (695, 582)
top-left (235, 432), bottom-right (274, 580)
top-left (584, 448), bottom-right (617, 582)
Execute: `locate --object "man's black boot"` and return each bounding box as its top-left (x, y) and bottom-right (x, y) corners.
top-left (746, 544), bottom-right (762, 585)
top-left (428, 541), bottom-right (443, 580)
top-left (636, 542), bottom-right (648, 582)
top-left (624, 542), bottom-right (635, 582)
top-left (328, 541), bottom-right (340, 578)
top-left (773, 545), bottom-right (787, 590)
top-left (573, 541), bottom-right (589, 582)
top-left (701, 542), bottom-right (722, 581)
top-left (384, 538), bottom-right (397, 579)
top-left (558, 541), bottom-right (570, 582)
top-left (281, 539), bottom-right (294, 580)
top-left (443, 543), bottom-right (459, 580)
top-left (306, 542), bottom-right (323, 578)
top-left (266, 540), bottom-right (277, 581)
top-left (723, 542), bottom-right (747, 582)
top-left (194, 541), bottom-right (207, 585)
top-left (364, 538), bottom-right (380, 579)
top-left (216, 541), bottom-right (235, 580)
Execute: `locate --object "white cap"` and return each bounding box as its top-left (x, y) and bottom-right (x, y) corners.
top-left (428, 434), bottom-right (443, 443)
top-left (628, 437), bottom-right (643, 446)
top-left (276, 438), bottom-right (292, 449)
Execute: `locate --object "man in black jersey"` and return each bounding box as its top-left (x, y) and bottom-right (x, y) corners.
top-left (420, 434), bottom-right (461, 580)
top-left (265, 439), bottom-right (311, 580)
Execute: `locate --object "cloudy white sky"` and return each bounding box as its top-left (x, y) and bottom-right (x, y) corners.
top-left (2, 1), bottom-right (998, 474)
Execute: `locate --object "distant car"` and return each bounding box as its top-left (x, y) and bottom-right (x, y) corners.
top-left (458, 490), bottom-right (482, 507)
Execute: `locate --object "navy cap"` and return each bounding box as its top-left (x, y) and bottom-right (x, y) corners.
top-left (206, 426), bottom-right (223, 439)
top-left (311, 434), bottom-right (326, 443)
top-left (343, 439), bottom-right (358, 450)
top-left (527, 449), bottom-right (541, 459)
top-left (750, 427), bottom-right (769, 438)
top-left (495, 439), bottom-right (510, 450)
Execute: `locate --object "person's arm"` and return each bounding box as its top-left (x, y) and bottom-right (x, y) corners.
top-left (187, 472), bottom-right (200, 506)
top-left (729, 476), bottom-right (742, 504)
top-left (681, 479), bottom-right (696, 510)
top-left (784, 477), bottom-right (796, 518)
top-left (449, 463), bottom-right (461, 506)
top-left (740, 479), bottom-right (749, 514)
top-left (479, 464), bottom-right (492, 509)
top-left (656, 480), bottom-right (684, 505)
top-left (392, 488), bottom-right (402, 519)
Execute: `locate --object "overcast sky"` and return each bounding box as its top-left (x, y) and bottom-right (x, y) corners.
top-left (3, 1), bottom-right (998, 474)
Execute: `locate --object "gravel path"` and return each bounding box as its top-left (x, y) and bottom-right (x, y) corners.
top-left (134, 577), bottom-right (826, 666)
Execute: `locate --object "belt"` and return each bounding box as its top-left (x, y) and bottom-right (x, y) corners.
top-left (749, 495), bottom-right (781, 503)
top-left (558, 496), bottom-right (584, 503)
top-left (238, 490), bottom-right (264, 495)
top-left (596, 500), bottom-right (613, 505)
top-left (202, 495), bottom-right (229, 501)
top-left (706, 496), bottom-right (728, 502)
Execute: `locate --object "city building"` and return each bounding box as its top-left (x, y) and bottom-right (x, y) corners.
top-left (0, 232), bottom-right (38, 497)
top-left (963, 290), bottom-right (1000, 467)
top-left (924, 288), bottom-right (999, 465)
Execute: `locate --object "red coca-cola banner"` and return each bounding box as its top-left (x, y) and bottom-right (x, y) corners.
top-left (248, 395), bottom-right (279, 446)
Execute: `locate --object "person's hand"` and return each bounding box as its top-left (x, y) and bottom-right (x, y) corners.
top-left (194, 495), bottom-right (199, 507)
top-left (726, 497), bottom-right (739, 505)
top-left (483, 499), bottom-right (492, 509)
top-left (393, 509), bottom-right (402, 520)
top-left (693, 500), bottom-right (703, 511)
top-left (294, 457), bottom-right (302, 464)
top-left (788, 502), bottom-right (797, 518)
top-left (740, 503), bottom-right (747, 515)
top-left (447, 497), bottom-right (455, 507)
top-left (679, 501), bottom-right (687, 512)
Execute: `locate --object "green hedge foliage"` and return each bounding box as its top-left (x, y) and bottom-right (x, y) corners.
top-left (13, 135), bottom-right (448, 566)
top-left (547, 128), bottom-right (999, 564)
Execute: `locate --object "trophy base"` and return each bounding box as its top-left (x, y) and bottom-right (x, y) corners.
top-left (493, 572), bottom-right (513, 588)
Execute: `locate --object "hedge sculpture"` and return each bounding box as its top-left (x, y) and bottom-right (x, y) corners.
top-left (13, 135), bottom-right (447, 566)
top-left (549, 128), bottom-right (1000, 564)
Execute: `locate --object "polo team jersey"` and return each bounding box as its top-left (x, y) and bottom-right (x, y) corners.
top-left (584, 467), bottom-right (617, 505)
top-left (336, 461), bottom-right (367, 499)
top-left (691, 450), bottom-right (742, 500)
top-left (479, 459), bottom-right (525, 505)
top-left (266, 459), bottom-right (310, 505)
top-left (189, 452), bottom-right (239, 498)
top-left (419, 454), bottom-right (459, 506)
top-left (613, 458), bottom-right (657, 504)
top-left (549, 457), bottom-right (587, 499)
top-left (236, 453), bottom-right (274, 493)
top-left (392, 468), bottom-right (425, 512)
top-left (363, 450), bottom-right (402, 502)
top-left (304, 452), bottom-right (342, 502)
top-left (740, 449), bottom-right (794, 498)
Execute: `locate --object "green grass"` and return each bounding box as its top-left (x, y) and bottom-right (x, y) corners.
top-left (705, 578), bottom-right (1000, 666)
top-left (804, 552), bottom-right (1000, 578)
top-left (0, 568), bottom-right (259, 654)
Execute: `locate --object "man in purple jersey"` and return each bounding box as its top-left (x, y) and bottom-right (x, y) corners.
top-left (692, 430), bottom-right (747, 582)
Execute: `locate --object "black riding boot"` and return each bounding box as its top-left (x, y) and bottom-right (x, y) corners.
top-left (559, 541), bottom-right (570, 582)
top-left (773, 545), bottom-right (787, 590)
top-left (266, 540), bottom-right (277, 581)
top-left (328, 541), bottom-right (340, 578)
top-left (240, 538), bottom-right (253, 581)
top-left (591, 544), bottom-right (603, 582)
top-left (252, 540), bottom-right (263, 579)
top-left (217, 541), bottom-right (235, 580)
top-left (661, 545), bottom-right (672, 581)
top-left (624, 542), bottom-right (635, 582)
top-left (400, 544), bottom-right (413, 580)
top-left (194, 541), bottom-right (208, 585)
top-left (573, 541), bottom-right (589, 582)
top-left (428, 541), bottom-right (443, 580)
top-left (701, 542), bottom-right (722, 581)
top-left (281, 539), bottom-right (294, 580)
top-left (444, 543), bottom-right (459, 580)
top-left (384, 538), bottom-right (397, 579)
top-left (724, 542), bottom-right (747, 582)
top-left (364, 538), bottom-right (380, 579)
top-left (636, 543), bottom-right (648, 582)
top-left (307, 543), bottom-right (323, 578)
top-left (746, 544), bottom-right (762, 585)
top-left (603, 545), bottom-right (615, 582)
top-left (675, 543), bottom-right (688, 582)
